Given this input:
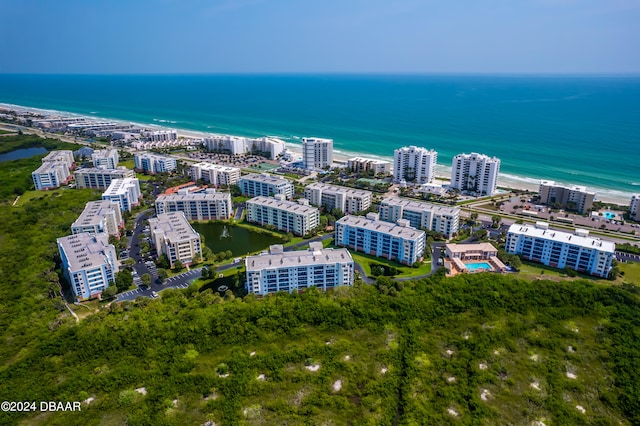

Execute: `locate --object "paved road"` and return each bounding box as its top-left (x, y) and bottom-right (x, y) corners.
top-left (234, 206), bottom-right (244, 221)
top-left (117, 267), bottom-right (203, 302)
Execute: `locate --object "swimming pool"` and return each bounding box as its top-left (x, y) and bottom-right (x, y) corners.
top-left (466, 262), bottom-right (493, 272)
top-left (603, 212), bottom-right (616, 219)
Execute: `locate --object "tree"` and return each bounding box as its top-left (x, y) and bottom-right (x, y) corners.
top-left (102, 285), bottom-right (117, 299)
top-left (173, 260), bottom-right (184, 271)
top-left (491, 215), bottom-right (501, 228)
top-left (140, 273), bottom-right (151, 286)
top-left (156, 253), bottom-right (170, 269)
top-left (115, 270), bottom-right (133, 292)
top-left (157, 268), bottom-right (168, 280)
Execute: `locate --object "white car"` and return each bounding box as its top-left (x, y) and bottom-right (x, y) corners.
top-left (151, 291), bottom-right (159, 298)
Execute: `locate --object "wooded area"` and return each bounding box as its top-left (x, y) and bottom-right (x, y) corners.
top-left (0, 136), bottom-right (638, 425)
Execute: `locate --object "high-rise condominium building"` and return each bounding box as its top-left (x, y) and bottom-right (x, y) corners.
top-left (302, 137), bottom-right (333, 170)
top-left (71, 200), bottom-right (123, 237)
top-left (393, 146), bottom-right (438, 184)
top-left (134, 153), bottom-right (177, 173)
top-left (102, 178), bottom-right (141, 212)
top-left (246, 196), bottom-right (320, 236)
top-left (239, 173), bottom-right (294, 200)
top-left (450, 152), bottom-right (501, 196)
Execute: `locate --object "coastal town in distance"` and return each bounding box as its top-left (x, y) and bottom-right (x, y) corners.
top-left (1, 104), bottom-right (638, 303)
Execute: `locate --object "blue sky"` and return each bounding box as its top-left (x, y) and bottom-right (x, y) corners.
top-left (0, 0), bottom-right (638, 74)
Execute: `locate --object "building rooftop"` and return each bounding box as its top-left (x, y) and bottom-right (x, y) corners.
top-left (58, 233), bottom-right (113, 270)
top-left (539, 180), bottom-right (595, 195)
top-left (380, 197), bottom-right (459, 215)
top-left (305, 183), bottom-right (372, 197)
top-left (240, 173), bottom-right (291, 185)
top-left (446, 242), bottom-right (498, 254)
top-left (135, 152), bottom-right (175, 161)
top-left (103, 178), bottom-right (139, 196)
top-left (42, 150), bottom-right (73, 162)
top-left (72, 200), bottom-right (120, 228)
top-left (337, 215), bottom-right (426, 240)
top-left (246, 246), bottom-right (352, 271)
top-left (75, 166), bottom-right (133, 175)
top-left (156, 189), bottom-right (231, 202)
top-left (92, 149), bottom-right (117, 159)
top-left (192, 162), bottom-right (240, 172)
top-left (247, 196), bottom-right (318, 215)
top-left (149, 212), bottom-right (200, 243)
top-left (507, 222), bottom-right (615, 252)
top-left (33, 161), bottom-right (65, 174)
top-left (348, 157), bottom-right (391, 164)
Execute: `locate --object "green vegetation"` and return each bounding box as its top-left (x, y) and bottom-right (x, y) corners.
top-left (1, 134), bottom-right (639, 425)
top-left (348, 250), bottom-right (431, 278)
top-left (0, 134), bottom-right (82, 201)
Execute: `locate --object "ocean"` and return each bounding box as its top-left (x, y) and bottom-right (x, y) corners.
top-left (0, 74), bottom-right (638, 203)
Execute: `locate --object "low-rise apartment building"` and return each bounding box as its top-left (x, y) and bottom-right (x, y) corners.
top-left (335, 213), bottom-right (426, 265)
top-left (155, 189), bottom-right (232, 221)
top-left (538, 180), bottom-right (595, 214)
top-left (71, 200), bottom-right (123, 237)
top-left (246, 196), bottom-right (319, 236)
top-left (74, 167), bottom-right (135, 189)
top-left (239, 173), bottom-right (294, 200)
top-left (378, 198), bottom-right (460, 238)
top-left (149, 212), bottom-right (202, 267)
top-left (505, 222), bottom-right (614, 278)
top-left (32, 161), bottom-right (71, 190)
top-left (101, 178), bottom-right (141, 212)
top-left (57, 233), bottom-right (119, 300)
top-left (189, 162), bottom-right (241, 187)
top-left (347, 157), bottom-right (392, 175)
top-left (304, 183), bottom-right (372, 214)
top-left (245, 242), bottom-right (354, 295)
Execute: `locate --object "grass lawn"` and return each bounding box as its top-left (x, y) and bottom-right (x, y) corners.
top-left (348, 250), bottom-right (431, 278)
top-left (119, 159), bottom-right (135, 169)
top-left (618, 261), bottom-right (640, 284)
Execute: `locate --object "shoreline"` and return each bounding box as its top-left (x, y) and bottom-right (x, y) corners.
top-left (1, 102), bottom-right (633, 205)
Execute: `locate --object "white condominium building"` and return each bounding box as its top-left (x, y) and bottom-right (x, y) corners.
top-left (32, 149), bottom-right (75, 190)
top-left (239, 173), bottom-right (294, 200)
top-left (32, 161), bottom-right (71, 190)
top-left (347, 157), bottom-right (392, 175)
top-left (450, 152), bottom-right (501, 196)
top-left (57, 233), bottom-right (119, 300)
top-left (302, 137), bottom-right (333, 170)
top-left (204, 135), bottom-right (248, 154)
top-left (71, 200), bottom-right (123, 237)
top-left (246, 196), bottom-right (320, 236)
top-left (149, 212), bottom-right (202, 267)
top-left (505, 222), bottom-right (614, 278)
top-left (630, 195), bottom-right (640, 221)
top-left (250, 137), bottom-right (285, 160)
top-left (245, 242), bottom-right (354, 295)
top-left (304, 183), bottom-right (372, 214)
top-left (102, 178), bottom-right (141, 212)
top-left (538, 180), bottom-right (595, 214)
top-left (189, 162), bottom-right (241, 187)
top-left (91, 149), bottom-right (119, 169)
top-left (155, 189), bottom-right (232, 221)
top-left (335, 213), bottom-right (426, 265)
top-left (142, 130), bottom-right (178, 142)
top-left (42, 150), bottom-right (74, 169)
top-left (393, 146), bottom-right (438, 184)
top-left (134, 153), bottom-right (177, 173)
top-left (378, 198), bottom-right (460, 238)
top-left (74, 167), bottom-right (135, 189)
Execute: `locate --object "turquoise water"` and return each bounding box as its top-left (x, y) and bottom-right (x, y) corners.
top-left (466, 262), bottom-right (492, 272)
top-left (603, 212), bottom-right (617, 219)
top-left (1, 74), bottom-right (638, 199)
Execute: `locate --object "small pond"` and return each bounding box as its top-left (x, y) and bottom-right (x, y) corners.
top-left (192, 222), bottom-right (284, 257)
top-left (0, 147), bottom-right (47, 162)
